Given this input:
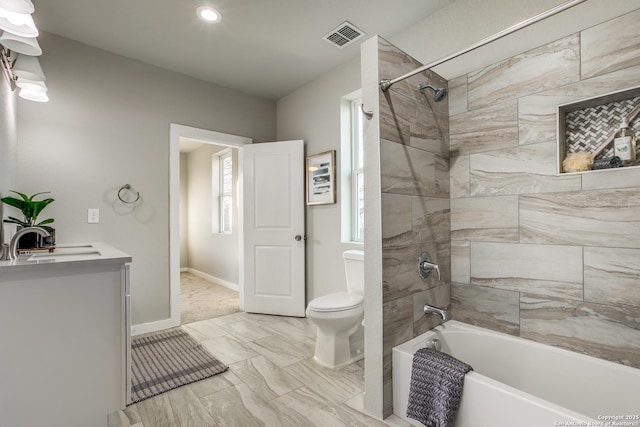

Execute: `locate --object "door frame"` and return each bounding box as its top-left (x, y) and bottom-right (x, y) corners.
top-left (169, 123), bottom-right (252, 328)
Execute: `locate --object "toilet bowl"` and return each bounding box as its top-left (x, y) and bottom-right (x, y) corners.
top-left (306, 250), bottom-right (364, 369)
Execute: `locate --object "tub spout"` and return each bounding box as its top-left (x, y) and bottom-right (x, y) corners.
top-left (424, 304), bottom-right (450, 321)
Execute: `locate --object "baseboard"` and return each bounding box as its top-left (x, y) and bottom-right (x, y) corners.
top-left (187, 268), bottom-right (239, 292)
top-left (131, 317), bottom-right (179, 336)
top-left (180, 267), bottom-right (189, 272)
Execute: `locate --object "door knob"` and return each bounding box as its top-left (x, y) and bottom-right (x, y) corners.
top-left (295, 235), bottom-right (303, 241)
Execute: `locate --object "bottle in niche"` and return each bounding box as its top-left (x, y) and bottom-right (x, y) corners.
top-left (613, 119), bottom-right (637, 166)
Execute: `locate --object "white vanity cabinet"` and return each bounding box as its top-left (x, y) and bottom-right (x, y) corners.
top-left (0, 243), bottom-right (131, 427)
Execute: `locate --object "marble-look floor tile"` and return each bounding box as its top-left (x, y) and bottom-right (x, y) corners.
top-left (245, 335), bottom-right (310, 368)
top-left (134, 392), bottom-right (176, 427)
top-left (209, 313), bottom-right (238, 326)
top-left (181, 319), bottom-right (227, 342)
top-left (219, 319), bottom-right (271, 342)
top-left (584, 247), bottom-right (640, 308)
top-left (470, 242), bottom-right (583, 300)
top-left (294, 338), bottom-right (316, 358)
top-left (520, 296), bottom-right (640, 368)
top-left (188, 370), bottom-right (242, 399)
top-left (200, 335), bottom-right (258, 365)
top-left (165, 386), bottom-right (217, 427)
top-left (284, 358), bottom-right (363, 406)
top-left (230, 355), bottom-right (303, 399)
top-left (201, 383), bottom-right (289, 427)
top-left (278, 316), bottom-right (317, 339)
top-left (258, 320), bottom-right (313, 344)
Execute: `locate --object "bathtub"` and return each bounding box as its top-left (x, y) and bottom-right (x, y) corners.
top-left (393, 320), bottom-right (640, 427)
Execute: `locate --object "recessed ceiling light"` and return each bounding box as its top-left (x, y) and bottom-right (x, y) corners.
top-left (197, 6), bottom-right (221, 23)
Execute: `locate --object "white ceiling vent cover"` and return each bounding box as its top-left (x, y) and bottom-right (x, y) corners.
top-left (322, 21), bottom-right (365, 49)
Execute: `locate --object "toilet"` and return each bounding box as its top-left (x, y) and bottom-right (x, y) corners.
top-left (306, 250), bottom-right (364, 369)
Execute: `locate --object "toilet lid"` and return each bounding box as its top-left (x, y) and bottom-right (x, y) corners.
top-left (308, 292), bottom-right (363, 312)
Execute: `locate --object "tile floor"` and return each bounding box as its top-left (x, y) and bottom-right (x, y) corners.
top-left (111, 312), bottom-right (410, 427)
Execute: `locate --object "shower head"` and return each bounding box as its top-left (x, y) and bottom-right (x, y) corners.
top-left (419, 84), bottom-right (448, 102)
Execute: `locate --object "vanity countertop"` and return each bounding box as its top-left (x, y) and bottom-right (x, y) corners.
top-left (0, 242), bottom-right (132, 274)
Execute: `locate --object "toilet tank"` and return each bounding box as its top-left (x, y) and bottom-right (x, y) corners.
top-left (343, 250), bottom-right (364, 296)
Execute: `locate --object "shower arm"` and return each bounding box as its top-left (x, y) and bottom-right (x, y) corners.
top-left (379, 0), bottom-right (587, 92)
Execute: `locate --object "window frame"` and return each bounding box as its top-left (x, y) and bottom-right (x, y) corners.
top-left (351, 98), bottom-right (364, 242)
top-left (218, 149), bottom-right (233, 234)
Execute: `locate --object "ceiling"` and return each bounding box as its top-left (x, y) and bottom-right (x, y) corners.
top-left (32, 0), bottom-right (454, 100)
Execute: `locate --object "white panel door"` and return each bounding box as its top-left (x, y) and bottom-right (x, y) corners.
top-left (243, 140), bottom-right (305, 317)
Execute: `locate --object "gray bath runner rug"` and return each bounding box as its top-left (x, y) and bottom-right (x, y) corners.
top-left (130, 328), bottom-right (228, 404)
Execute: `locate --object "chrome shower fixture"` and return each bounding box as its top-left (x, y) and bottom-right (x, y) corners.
top-left (419, 84), bottom-right (448, 102)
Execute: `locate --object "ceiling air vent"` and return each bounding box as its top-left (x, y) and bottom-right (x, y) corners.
top-left (322, 21), bottom-right (365, 49)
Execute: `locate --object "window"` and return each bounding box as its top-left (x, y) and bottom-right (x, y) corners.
top-left (351, 98), bottom-right (364, 242)
top-left (212, 149), bottom-right (232, 233)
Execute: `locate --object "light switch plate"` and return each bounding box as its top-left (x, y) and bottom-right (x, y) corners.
top-left (88, 208), bottom-right (100, 224)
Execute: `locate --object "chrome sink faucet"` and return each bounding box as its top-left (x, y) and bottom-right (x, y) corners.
top-left (8, 226), bottom-right (50, 261)
top-left (424, 304), bottom-right (450, 321)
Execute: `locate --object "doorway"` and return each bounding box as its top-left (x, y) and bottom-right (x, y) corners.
top-left (179, 140), bottom-right (241, 324)
top-left (169, 124), bottom-right (252, 328)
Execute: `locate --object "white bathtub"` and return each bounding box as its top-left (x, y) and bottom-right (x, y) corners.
top-left (393, 320), bottom-right (640, 427)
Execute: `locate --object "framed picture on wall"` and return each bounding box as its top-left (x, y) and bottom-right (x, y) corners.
top-left (306, 150), bottom-right (336, 205)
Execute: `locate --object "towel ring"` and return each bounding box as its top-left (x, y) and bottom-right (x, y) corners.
top-left (118, 184), bottom-right (140, 204)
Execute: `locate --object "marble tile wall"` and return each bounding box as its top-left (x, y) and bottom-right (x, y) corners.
top-left (377, 37), bottom-right (450, 418)
top-left (449, 9), bottom-right (640, 369)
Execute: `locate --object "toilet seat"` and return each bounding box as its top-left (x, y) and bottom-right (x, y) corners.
top-left (308, 292), bottom-right (363, 312)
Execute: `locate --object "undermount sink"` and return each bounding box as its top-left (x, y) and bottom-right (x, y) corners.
top-left (27, 246), bottom-right (102, 262)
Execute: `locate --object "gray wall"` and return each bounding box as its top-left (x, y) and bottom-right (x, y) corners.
top-left (179, 153), bottom-right (189, 269)
top-left (16, 32), bottom-right (276, 325)
top-left (277, 57), bottom-right (363, 302)
top-left (376, 37), bottom-right (451, 418)
top-left (0, 73), bottom-right (17, 225)
top-left (184, 145), bottom-right (239, 285)
top-left (449, 9), bottom-right (640, 368)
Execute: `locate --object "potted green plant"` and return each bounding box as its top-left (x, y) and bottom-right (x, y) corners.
top-left (1, 190), bottom-right (55, 249)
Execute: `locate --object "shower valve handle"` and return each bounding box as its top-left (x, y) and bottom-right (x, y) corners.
top-left (418, 251), bottom-right (441, 281)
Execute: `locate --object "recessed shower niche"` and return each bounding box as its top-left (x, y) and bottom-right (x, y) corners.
top-left (557, 85), bottom-right (640, 174)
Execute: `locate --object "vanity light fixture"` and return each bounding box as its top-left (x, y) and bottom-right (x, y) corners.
top-left (197, 6), bottom-right (222, 23)
top-left (0, 7), bottom-right (38, 37)
top-left (0, 31), bottom-right (41, 55)
top-left (0, 1), bottom-right (47, 101)
top-left (0, 0), bottom-right (34, 14)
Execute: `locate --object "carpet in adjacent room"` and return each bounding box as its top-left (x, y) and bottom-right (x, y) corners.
top-left (180, 272), bottom-right (240, 324)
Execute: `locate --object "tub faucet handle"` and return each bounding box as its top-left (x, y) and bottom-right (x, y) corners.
top-left (418, 251), bottom-right (440, 281)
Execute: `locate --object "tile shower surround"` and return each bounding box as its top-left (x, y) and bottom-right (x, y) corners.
top-left (377, 7), bottom-right (640, 418)
top-left (449, 9), bottom-right (640, 370)
top-left (377, 37), bottom-right (451, 418)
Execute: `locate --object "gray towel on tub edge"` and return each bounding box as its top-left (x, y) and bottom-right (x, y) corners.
top-left (406, 347), bottom-right (473, 427)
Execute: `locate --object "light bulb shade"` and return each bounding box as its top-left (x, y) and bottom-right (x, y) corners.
top-left (12, 53), bottom-right (44, 81)
top-left (16, 77), bottom-right (46, 92)
top-left (0, 8), bottom-right (37, 38)
top-left (0, 0), bottom-right (34, 14)
top-left (0, 31), bottom-right (41, 55)
top-left (18, 87), bottom-right (48, 102)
